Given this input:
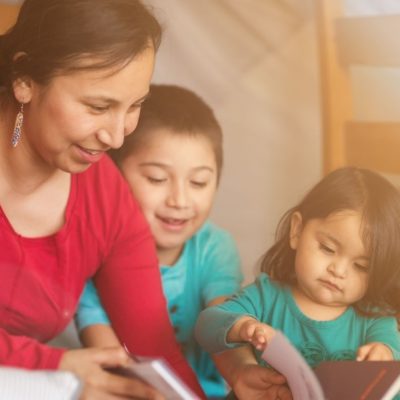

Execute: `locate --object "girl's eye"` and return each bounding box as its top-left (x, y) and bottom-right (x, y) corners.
top-left (191, 181), bottom-right (208, 188)
top-left (147, 176), bottom-right (166, 184)
top-left (319, 243), bottom-right (335, 254)
top-left (354, 263), bottom-right (369, 273)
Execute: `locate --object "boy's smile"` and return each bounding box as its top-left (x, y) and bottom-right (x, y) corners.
top-left (121, 128), bottom-right (218, 265)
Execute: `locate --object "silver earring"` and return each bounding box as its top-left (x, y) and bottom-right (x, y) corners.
top-left (11, 103), bottom-right (24, 148)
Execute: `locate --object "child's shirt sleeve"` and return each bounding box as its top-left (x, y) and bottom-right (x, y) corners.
top-left (366, 316), bottom-right (400, 360)
top-left (75, 280), bottom-right (110, 331)
top-left (195, 274), bottom-right (268, 354)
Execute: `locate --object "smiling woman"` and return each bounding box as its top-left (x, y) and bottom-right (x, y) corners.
top-left (0, 0), bottom-right (205, 399)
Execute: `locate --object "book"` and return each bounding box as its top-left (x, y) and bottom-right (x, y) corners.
top-left (262, 331), bottom-right (400, 400)
top-left (109, 355), bottom-right (200, 400)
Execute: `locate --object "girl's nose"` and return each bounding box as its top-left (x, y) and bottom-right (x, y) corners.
top-left (327, 260), bottom-right (348, 278)
top-left (166, 183), bottom-right (189, 209)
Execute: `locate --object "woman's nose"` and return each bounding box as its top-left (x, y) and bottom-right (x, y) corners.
top-left (97, 111), bottom-right (140, 149)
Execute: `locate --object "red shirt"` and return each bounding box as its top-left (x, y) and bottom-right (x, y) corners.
top-left (0, 155), bottom-right (204, 397)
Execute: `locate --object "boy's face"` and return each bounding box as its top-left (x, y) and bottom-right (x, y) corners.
top-left (121, 128), bottom-right (218, 265)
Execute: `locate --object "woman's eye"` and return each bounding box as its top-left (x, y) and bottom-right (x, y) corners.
top-left (319, 243), bottom-right (335, 254)
top-left (191, 181), bottom-right (207, 188)
top-left (128, 103), bottom-right (143, 112)
top-left (147, 177), bottom-right (166, 184)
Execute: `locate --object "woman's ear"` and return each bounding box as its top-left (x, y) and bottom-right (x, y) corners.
top-left (12, 77), bottom-right (33, 104)
top-left (12, 52), bottom-right (33, 104)
top-left (289, 211), bottom-right (303, 250)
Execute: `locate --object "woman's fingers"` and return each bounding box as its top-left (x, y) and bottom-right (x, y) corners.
top-left (60, 347), bottom-right (165, 399)
top-left (98, 369), bottom-right (164, 399)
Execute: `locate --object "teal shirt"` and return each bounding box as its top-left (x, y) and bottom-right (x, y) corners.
top-left (196, 273), bottom-right (400, 366)
top-left (76, 221), bottom-right (243, 398)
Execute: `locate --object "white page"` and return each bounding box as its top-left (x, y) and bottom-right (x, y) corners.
top-left (261, 331), bottom-right (325, 400)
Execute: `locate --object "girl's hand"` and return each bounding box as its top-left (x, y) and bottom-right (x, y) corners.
top-left (232, 364), bottom-right (292, 400)
top-left (356, 342), bottom-right (394, 361)
top-left (237, 318), bottom-right (276, 352)
top-left (59, 347), bottom-right (164, 399)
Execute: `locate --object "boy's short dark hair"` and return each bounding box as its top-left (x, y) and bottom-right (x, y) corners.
top-left (109, 84), bottom-right (223, 180)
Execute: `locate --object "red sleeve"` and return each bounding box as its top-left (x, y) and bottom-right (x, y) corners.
top-left (0, 328), bottom-right (64, 369)
top-left (94, 164), bottom-right (205, 398)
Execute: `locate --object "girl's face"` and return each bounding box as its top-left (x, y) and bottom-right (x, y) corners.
top-left (290, 210), bottom-right (369, 319)
top-left (121, 128), bottom-right (218, 265)
top-left (14, 47), bottom-right (155, 173)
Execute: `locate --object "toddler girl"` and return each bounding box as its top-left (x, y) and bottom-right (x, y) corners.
top-left (196, 167), bottom-right (400, 399)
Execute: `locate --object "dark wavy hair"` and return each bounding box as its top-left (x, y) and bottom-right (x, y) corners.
top-left (261, 167), bottom-right (400, 317)
top-left (0, 0), bottom-right (161, 98)
top-left (109, 84), bottom-right (224, 182)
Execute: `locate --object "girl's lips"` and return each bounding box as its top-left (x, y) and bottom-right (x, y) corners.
top-left (75, 145), bottom-right (105, 164)
top-left (319, 279), bottom-right (342, 292)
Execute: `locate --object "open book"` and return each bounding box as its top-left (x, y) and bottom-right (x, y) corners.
top-left (262, 331), bottom-right (400, 400)
top-left (109, 355), bottom-right (200, 400)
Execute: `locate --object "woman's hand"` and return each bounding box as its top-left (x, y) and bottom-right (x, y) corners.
top-left (59, 347), bottom-right (164, 399)
top-left (232, 363), bottom-right (292, 400)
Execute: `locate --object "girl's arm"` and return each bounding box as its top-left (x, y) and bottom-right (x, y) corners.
top-left (356, 342), bottom-right (394, 361)
top-left (227, 316), bottom-right (276, 352)
top-left (362, 316), bottom-right (400, 360)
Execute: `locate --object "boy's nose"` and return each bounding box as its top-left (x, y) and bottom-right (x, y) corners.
top-left (166, 183), bottom-right (189, 209)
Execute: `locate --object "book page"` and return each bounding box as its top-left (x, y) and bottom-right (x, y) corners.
top-left (128, 357), bottom-right (200, 400)
top-left (261, 331), bottom-right (325, 400)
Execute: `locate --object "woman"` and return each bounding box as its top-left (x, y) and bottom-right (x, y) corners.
top-left (0, 0), bottom-right (204, 398)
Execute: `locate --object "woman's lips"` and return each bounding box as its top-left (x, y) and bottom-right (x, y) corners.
top-left (75, 145), bottom-right (105, 164)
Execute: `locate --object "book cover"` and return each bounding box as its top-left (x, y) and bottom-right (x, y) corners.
top-left (262, 331), bottom-right (400, 400)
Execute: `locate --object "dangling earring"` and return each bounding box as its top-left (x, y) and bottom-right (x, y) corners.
top-left (11, 103), bottom-right (24, 148)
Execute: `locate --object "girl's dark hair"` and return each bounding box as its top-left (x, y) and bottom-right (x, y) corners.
top-left (261, 167), bottom-right (400, 317)
top-left (109, 84), bottom-right (224, 181)
top-left (0, 0), bottom-right (161, 95)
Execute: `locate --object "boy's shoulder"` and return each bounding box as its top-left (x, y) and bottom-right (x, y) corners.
top-left (194, 221), bottom-right (235, 243)
top-left (193, 220), bottom-right (232, 238)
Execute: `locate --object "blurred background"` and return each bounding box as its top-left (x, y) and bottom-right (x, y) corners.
top-left (1, 0), bottom-right (400, 283)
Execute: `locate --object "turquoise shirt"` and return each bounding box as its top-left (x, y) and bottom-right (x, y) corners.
top-left (196, 273), bottom-right (400, 366)
top-left (76, 221), bottom-right (243, 398)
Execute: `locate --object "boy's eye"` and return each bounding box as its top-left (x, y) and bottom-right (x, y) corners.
top-left (319, 243), bottom-right (335, 254)
top-left (354, 263), bottom-right (369, 273)
top-left (147, 176), bottom-right (166, 184)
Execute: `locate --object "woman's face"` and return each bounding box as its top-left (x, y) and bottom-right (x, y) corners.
top-left (16, 47), bottom-right (155, 173)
